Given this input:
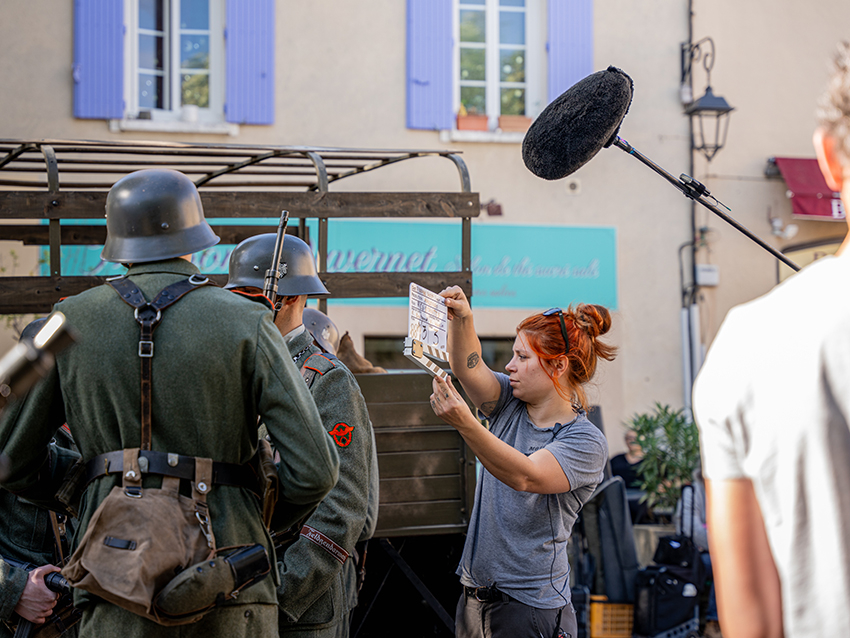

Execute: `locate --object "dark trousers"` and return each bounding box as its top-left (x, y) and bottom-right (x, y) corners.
top-left (455, 590), bottom-right (577, 638)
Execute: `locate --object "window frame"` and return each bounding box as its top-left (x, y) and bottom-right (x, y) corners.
top-left (452, 0), bottom-right (543, 133)
top-left (122, 0), bottom-right (225, 124)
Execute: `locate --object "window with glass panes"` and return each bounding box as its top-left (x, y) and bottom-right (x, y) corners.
top-left (458, 0), bottom-right (527, 118)
top-left (130, 0), bottom-right (223, 117)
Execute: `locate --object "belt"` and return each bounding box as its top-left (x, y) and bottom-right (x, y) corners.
top-left (464, 585), bottom-right (514, 604)
top-left (84, 449), bottom-right (263, 499)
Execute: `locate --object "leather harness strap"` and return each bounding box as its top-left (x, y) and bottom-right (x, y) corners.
top-left (108, 275), bottom-right (209, 450)
top-left (101, 275), bottom-right (265, 501)
top-left (49, 511), bottom-right (66, 567)
top-left (83, 449), bottom-right (264, 499)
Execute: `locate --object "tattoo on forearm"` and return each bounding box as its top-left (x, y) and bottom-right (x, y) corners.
top-left (480, 400), bottom-right (497, 416)
top-left (466, 352), bottom-right (480, 369)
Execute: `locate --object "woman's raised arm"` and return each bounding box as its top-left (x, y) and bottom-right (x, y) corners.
top-left (439, 286), bottom-right (501, 414)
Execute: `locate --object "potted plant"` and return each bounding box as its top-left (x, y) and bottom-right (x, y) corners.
top-left (625, 403), bottom-right (701, 564)
top-left (456, 103), bottom-right (489, 131)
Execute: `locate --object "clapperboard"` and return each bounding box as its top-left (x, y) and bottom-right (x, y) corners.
top-left (404, 283), bottom-right (449, 379)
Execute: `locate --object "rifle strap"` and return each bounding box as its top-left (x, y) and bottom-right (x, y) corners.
top-left (108, 275), bottom-right (209, 450)
top-left (49, 511), bottom-right (66, 567)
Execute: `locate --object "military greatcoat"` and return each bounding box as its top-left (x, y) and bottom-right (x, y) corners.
top-left (0, 259), bottom-right (339, 638)
top-left (278, 328), bottom-right (379, 638)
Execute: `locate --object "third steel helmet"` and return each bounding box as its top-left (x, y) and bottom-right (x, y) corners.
top-left (302, 308), bottom-right (340, 355)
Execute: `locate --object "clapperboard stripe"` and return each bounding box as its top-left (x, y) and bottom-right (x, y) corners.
top-left (404, 345), bottom-right (449, 379)
top-left (418, 341), bottom-right (448, 362)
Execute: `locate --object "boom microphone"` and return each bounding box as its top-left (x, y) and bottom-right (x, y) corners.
top-left (521, 66), bottom-right (800, 272)
top-left (522, 66), bottom-right (634, 180)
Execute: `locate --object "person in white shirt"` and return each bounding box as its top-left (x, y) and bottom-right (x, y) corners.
top-left (693, 41), bottom-right (850, 638)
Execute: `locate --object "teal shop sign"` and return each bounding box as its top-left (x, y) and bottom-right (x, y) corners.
top-left (470, 224), bottom-right (616, 309)
top-left (44, 221), bottom-right (617, 310)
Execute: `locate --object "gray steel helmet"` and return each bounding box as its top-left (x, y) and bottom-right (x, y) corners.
top-left (20, 318), bottom-right (48, 343)
top-left (101, 169), bottom-right (220, 263)
top-left (302, 308), bottom-right (340, 355)
top-left (224, 233), bottom-right (329, 297)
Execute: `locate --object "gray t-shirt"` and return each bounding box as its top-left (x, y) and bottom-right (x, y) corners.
top-left (457, 372), bottom-right (608, 608)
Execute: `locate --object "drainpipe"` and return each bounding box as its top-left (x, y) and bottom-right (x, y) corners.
top-left (683, 0), bottom-right (699, 420)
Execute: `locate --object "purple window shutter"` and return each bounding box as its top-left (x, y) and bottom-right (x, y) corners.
top-left (548, 0), bottom-right (593, 103)
top-left (226, 0), bottom-right (275, 125)
top-left (407, 0), bottom-right (452, 130)
top-left (73, 0), bottom-right (124, 119)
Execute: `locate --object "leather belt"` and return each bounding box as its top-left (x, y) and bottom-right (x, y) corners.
top-left (84, 450), bottom-right (262, 499)
top-left (464, 585), bottom-right (514, 604)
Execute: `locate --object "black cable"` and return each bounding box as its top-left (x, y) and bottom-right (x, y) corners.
top-left (546, 495), bottom-right (569, 608)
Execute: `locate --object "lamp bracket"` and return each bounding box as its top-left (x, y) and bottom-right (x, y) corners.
top-left (681, 37), bottom-right (716, 88)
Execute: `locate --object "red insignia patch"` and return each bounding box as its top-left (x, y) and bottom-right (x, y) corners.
top-left (328, 422), bottom-right (354, 447)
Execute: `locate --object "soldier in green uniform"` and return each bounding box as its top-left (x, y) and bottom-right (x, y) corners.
top-left (0, 170), bottom-right (339, 638)
top-left (0, 434), bottom-right (78, 637)
top-left (226, 234), bottom-right (379, 638)
top-left (0, 319), bottom-right (79, 637)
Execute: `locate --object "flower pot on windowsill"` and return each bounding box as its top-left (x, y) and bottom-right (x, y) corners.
top-left (498, 115), bottom-right (532, 133)
top-left (456, 114), bottom-right (489, 131)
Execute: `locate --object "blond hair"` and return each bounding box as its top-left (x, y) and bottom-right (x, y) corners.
top-left (817, 41), bottom-right (850, 160)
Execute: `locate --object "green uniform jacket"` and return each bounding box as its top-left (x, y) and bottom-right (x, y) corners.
top-left (0, 423), bottom-right (79, 636)
top-left (278, 329), bottom-right (379, 633)
top-left (0, 557), bottom-right (27, 637)
top-left (0, 260), bottom-right (339, 631)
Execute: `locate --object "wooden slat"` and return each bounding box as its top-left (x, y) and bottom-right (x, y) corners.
top-left (0, 273), bottom-right (471, 314)
top-left (377, 523), bottom-right (468, 538)
top-left (374, 500), bottom-right (465, 536)
top-left (374, 429), bottom-right (460, 453)
top-left (354, 371), bottom-right (438, 399)
top-left (0, 276), bottom-right (104, 313)
top-left (0, 191), bottom-right (479, 219)
top-left (367, 402), bottom-right (448, 428)
top-left (321, 272), bottom-right (471, 299)
top-left (378, 450), bottom-right (461, 479)
top-left (379, 475), bottom-right (461, 504)
top-left (0, 225), bottom-right (300, 246)
top-left (1, 225), bottom-right (106, 245)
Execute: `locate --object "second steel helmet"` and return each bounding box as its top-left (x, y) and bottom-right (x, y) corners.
top-left (224, 233), bottom-right (329, 297)
top-left (101, 169), bottom-right (220, 263)
top-left (302, 308), bottom-right (340, 355)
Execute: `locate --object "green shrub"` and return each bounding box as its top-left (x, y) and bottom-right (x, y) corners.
top-left (627, 403), bottom-right (700, 513)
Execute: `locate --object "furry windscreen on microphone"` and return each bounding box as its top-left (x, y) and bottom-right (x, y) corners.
top-left (522, 66), bottom-right (633, 180)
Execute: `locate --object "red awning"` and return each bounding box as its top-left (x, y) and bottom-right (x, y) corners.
top-left (774, 157), bottom-right (845, 221)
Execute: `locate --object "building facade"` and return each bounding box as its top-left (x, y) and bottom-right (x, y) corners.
top-left (1, 0), bottom-right (849, 455)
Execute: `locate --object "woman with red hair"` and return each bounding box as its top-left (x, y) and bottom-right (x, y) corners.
top-left (429, 286), bottom-right (616, 638)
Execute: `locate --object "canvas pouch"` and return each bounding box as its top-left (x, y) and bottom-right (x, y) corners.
top-left (63, 448), bottom-right (216, 626)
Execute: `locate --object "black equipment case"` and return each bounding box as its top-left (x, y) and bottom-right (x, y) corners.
top-left (633, 484), bottom-right (702, 638)
top-left (633, 565), bottom-right (699, 637)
